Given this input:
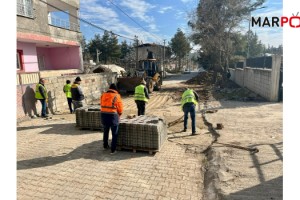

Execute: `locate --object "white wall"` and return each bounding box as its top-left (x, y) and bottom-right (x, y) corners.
top-left (229, 55), bottom-right (281, 102)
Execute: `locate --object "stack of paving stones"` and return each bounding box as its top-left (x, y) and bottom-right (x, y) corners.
top-left (117, 115), bottom-right (168, 153)
top-left (75, 105), bottom-right (103, 130)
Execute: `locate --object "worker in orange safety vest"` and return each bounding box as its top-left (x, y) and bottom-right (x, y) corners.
top-left (100, 83), bottom-right (123, 154)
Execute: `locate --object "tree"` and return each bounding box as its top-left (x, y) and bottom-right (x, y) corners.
top-left (87, 34), bottom-right (102, 63)
top-left (120, 40), bottom-right (131, 60)
top-left (265, 44), bottom-right (283, 55)
top-left (169, 28), bottom-right (191, 70)
top-left (86, 32), bottom-right (122, 64)
top-left (248, 31), bottom-right (264, 57)
top-left (189, 0), bottom-right (266, 82)
top-left (80, 35), bottom-right (90, 61)
top-left (108, 33), bottom-right (121, 64)
top-left (100, 31), bottom-right (110, 64)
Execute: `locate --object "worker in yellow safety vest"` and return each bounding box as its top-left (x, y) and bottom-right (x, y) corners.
top-left (63, 80), bottom-right (73, 114)
top-left (35, 78), bottom-right (48, 118)
top-left (134, 79), bottom-right (150, 116)
top-left (181, 87), bottom-right (199, 135)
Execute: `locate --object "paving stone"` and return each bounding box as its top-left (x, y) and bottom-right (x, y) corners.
top-left (17, 111), bottom-right (205, 200)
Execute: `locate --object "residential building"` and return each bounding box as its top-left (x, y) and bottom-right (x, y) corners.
top-left (17, 0), bottom-right (83, 77)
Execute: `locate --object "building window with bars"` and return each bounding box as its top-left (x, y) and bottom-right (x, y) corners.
top-left (17, 50), bottom-right (24, 71)
top-left (17, 0), bottom-right (34, 18)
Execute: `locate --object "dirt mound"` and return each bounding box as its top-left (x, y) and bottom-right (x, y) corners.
top-left (185, 71), bottom-right (266, 102)
top-left (213, 85), bottom-right (266, 101)
top-left (92, 66), bottom-right (113, 73)
top-left (185, 71), bottom-right (212, 85)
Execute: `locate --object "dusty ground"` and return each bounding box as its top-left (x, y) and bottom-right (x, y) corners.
top-left (17, 71), bottom-right (283, 199)
top-left (204, 101), bottom-right (282, 200)
top-left (17, 72), bottom-right (212, 200)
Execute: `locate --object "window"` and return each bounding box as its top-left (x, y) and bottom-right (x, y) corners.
top-left (38, 55), bottom-right (45, 70)
top-left (17, 0), bottom-right (34, 18)
top-left (17, 50), bottom-right (24, 71)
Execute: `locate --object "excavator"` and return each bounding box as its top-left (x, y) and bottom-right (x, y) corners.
top-left (117, 50), bottom-right (163, 93)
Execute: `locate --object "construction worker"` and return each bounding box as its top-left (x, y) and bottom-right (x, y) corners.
top-left (100, 83), bottom-right (123, 154)
top-left (35, 78), bottom-right (48, 118)
top-left (181, 87), bottom-right (199, 135)
top-left (63, 80), bottom-right (73, 114)
top-left (71, 77), bottom-right (85, 111)
top-left (134, 79), bottom-right (150, 116)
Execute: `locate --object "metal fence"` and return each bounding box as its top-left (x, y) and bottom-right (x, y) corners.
top-left (48, 16), bottom-right (80, 32)
top-left (246, 56), bottom-right (273, 69)
top-left (17, 1), bottom-right (34, 18)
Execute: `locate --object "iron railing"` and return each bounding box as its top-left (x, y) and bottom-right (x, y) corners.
top-left (48, 16), bottom-right (80, 32)
top-left (17, 1), bottom-right (34, 18)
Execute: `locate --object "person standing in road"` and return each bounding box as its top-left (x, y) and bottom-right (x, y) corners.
top-left (63, 80), bottom-right (73, 113)
top-left (100, 83), bottom-right (123, 154)
top-left (181, 87), bottom-right (199, 135)
top-left (35, 78), bottom-right (48, 118)
top-left (134, 79), bottom-right (150, 116)
top-left (71, 77), bottom-right (85, 111)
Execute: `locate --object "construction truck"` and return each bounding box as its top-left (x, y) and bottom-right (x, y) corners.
top-left (117, 49), bottom-right (163, 93)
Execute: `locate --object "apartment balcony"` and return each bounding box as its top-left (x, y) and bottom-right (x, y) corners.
top-left (17, 1), bottom-right (34, 18)
top-left (48, 15), bottom-right (80, 32)
top-left (60, 0), bottom-right (80, 9)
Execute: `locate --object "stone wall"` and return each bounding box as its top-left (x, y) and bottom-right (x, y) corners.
top-left (17, 73), bottom-right (117, 121)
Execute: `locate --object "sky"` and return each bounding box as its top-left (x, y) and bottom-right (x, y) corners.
top-left (78, 0), bottom-right (283, 48)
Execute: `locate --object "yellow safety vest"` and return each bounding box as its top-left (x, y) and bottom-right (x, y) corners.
top-left (63, 84), bottom-right (72, 98)
top-left (35, 83), bottom-right (47, 99)
top-left (181, 89), bottom-right (198, 107)
top-left (134, 85), bottom-right (148, 102)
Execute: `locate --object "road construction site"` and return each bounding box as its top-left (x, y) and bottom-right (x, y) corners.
top-left (17, 71), bottom-right (282, 200)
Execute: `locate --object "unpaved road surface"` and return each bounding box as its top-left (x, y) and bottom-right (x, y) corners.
top-left (17, 71), bottom-right (282, 200)
top-left (204, 101), bottom-right (282, 200)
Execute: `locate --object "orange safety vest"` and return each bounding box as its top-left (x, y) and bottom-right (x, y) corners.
top-left (100, 89), bottom-right (123, 115)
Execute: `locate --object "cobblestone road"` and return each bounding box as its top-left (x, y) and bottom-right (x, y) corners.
top-left (17, 73), bottom-right (210, 200)
top-left (17, 115), bottom-right (204, 199)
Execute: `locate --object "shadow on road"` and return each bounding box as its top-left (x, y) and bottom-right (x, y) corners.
top-left (17, 123), bottom-right (99, 135)
top-left (224, 176), bottom-right (282, 200)
top-left (249, 142), bottom-right (283, 183)
top-left (17, 140), bottom-right (151, 170)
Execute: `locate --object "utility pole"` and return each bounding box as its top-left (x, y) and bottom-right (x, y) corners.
top-left (96, 49), bottom-right (101, 63)
top-left (163, 39), bottom-right (166, 77)
top-left (135, 35), bottom-right (139, 70)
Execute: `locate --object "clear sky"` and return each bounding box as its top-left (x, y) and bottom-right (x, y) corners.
top-left (79, 0), bottom-right (283, 47)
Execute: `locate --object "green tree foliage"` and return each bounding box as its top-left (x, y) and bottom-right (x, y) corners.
top-left (108, 34), bottom-right (121, 63)
top-left (248, 31), bottom-right (264, 57)
top-left (188, 0), bottom-right (266, 82)
top-left (120, 40), bottom-right (131, 60)
top-left (169, 28), bottom-right (191, 70)
top-left (265, 44), bottom-right (283, 55)
top-left (87, 31), bottom-right (121, 64)
top-left (87, 34), bottom-right (102, 63)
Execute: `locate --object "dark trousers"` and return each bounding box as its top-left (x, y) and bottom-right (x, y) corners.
top-left (67, 98), bottom-right (73, 113)
top-left (135, 100), bottom-right (146, 116)
top-left (101, 113), bottom-right (119, 152)
top-left (39, 99), bottom-right (47, 117)
top-left (73, 100), bottom-right (83, 111)
top-left (183, 103), bottom-right (196, 133)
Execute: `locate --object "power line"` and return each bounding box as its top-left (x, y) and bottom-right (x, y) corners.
top-left (38, 0), bottom-right (135, 41)
top-left (106, 0), bottom-right (163, 43)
